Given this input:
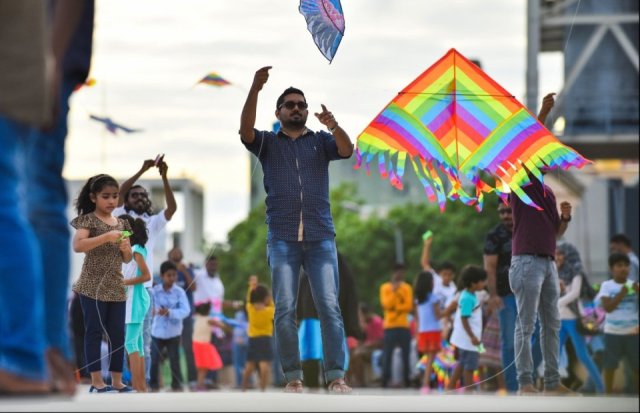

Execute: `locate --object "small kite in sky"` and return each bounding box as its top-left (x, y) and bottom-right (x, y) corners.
top-left (89, 114), bottom-right (142, 135)
top-left (354, 48), bottom-right (590, 211)
top-left (197, 72), bottom-right (231, 87)
top-left (299, 0), bottom-right (345, 63)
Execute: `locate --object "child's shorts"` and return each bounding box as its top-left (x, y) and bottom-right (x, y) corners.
top-left (417, 331), bottom-right (442, 353)
top-left (457, 348), bottom-right (479, 371)
top-left (247, 336), bottom-right (274, 362)
top-left (603, 333), bottom-right (639, 370)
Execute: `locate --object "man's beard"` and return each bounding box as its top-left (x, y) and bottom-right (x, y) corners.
top-left (129, 200), bottom-right (150, 214)
top-left (281, 116), bottom-right (306, 129)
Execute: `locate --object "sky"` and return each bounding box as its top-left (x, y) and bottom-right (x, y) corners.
top-left (63, 0), bottom-right (563, 243)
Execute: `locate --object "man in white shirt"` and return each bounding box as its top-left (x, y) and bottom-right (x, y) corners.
top-left (191, 255), bottom-right (242, 388)
top-left (114, 158), bottom-right (177, 384)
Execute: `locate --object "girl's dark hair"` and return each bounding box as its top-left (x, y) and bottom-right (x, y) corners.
top-left (250, 284), bottom-right (270, 304)
top-left (413, 270), bottom-right (435, 304)
top-left (194, 302), bottom-right (211, 316)
top-left (118, 214), bottom-right (148, 247)
top-left (75, 174), bottom-right (119, 215)
top-left (460, 265), bottom-right (488, 289)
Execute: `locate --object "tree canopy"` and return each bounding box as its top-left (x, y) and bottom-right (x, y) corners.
top-left (209, 183), bottom-right (499, 315)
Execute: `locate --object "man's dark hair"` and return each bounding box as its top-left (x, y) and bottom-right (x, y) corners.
top-left (460, 265), bottom-right (487, 289)
top-left (608, 252), bottom-right (630, 268)
top-left (276, 87), bottom-right (305, 109)
top-left (160, 260), bottom-right (177, 275)
top-left (610, 233), bottom-right (632, 247)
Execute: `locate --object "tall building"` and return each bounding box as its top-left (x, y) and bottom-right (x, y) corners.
top-left (527, 0), bottom-right (639, 278)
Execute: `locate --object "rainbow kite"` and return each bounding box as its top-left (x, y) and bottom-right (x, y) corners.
top-left (354, 48), bottom-right (590, 211)
top-left (197, 72), bottom-right (231, 87)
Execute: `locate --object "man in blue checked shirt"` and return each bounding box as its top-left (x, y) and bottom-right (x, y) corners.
top-left (149, 261), bottom-right (190, 392)
top-left (239, 66), bottom-right (354, 394)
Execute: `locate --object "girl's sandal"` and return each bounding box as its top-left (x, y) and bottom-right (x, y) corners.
top-left (327, 378), bottom-right (352, 394)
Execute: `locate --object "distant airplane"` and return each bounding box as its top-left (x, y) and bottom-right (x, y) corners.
top-left (89, 114), bottom-right (143, 135)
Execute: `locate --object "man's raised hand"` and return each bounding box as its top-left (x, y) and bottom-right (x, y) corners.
top-left (252, 66), bottom-right (272, 92)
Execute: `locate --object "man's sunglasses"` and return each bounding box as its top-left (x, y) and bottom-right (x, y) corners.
top-left (278, 101), bottom-right (308, 110)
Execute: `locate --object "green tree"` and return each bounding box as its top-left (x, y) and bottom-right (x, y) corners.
top-left (213, 182), bottom-right (499, 315)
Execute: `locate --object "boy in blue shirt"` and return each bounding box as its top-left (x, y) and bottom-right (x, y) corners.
top-left (149, 261), bottom-right (190, 392)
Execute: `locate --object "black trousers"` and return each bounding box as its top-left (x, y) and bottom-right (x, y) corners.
top-left (149, 336), bottom-right (183, 390)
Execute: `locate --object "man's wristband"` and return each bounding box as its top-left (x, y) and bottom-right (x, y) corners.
top-left (561, 215), bottom-right (572, 222)
top-left (328, 123), bottom-right (339, 133)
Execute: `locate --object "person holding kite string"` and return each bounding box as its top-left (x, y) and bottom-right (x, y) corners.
top-left (70, 174), bottom-right (133, 393)
top-left (508, 93), bottom-right (574, 395)
top-left (239, 66), bottom-right (354, 393)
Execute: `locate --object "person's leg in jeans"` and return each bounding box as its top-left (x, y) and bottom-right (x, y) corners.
top-left (181, 316), bottom-right (196, 386)
top-left (531, 318), bottom-right (543, 383)
top-left (537, 259), bottom-right (561, 390)
top-left (509, 255), bottom-right (544, 390)
top-left (499, 294), bottom-right (518, 392)
top-left (105, 301), bottom-right (126, 389)
top-left (397, 328), bottom-right (412, 387)
top-left (381, 329), bottom-right (398, 388)
top-left (303, 239), bottom-right (347, 384)
top-left (0, 118), bottom-right (47, 391)
top-left (167, 337), bottom-right (184, 390)
top-left (268, 239), bottom-right (304, 384)
top-left (25, 82), bottom-right (74, 377)
top-left (79, 294), bottom-right (111, 389)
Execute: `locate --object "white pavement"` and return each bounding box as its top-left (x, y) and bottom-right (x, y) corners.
top-left (0, 387), bottom-right (638, 412)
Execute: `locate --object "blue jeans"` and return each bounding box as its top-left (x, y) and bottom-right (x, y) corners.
top-left (24, 82), bottom-right (74, 360)
top-left (0, 83), bottom-right (73, 381)
top-left (509, 255), bottom-right (561, 389)
top-left (499, 294), bottom-right (543, 392)
top-left (559, 319), bottom-right (604, 393)
top-left (381, 327), bottom-right (412, 387)
top-left (267, 238), bottom-right (346, 383)
top-left (0, 117), bottom-right (46, 380)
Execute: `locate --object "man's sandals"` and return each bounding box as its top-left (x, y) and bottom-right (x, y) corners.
top-left (327, 378), bottom-right (352, 394)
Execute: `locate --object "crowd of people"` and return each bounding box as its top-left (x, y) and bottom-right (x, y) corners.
top-left (1, 3), bottom-right (638, 398)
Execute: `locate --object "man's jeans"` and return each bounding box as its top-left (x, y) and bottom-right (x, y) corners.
top-left (499, 294), bottom-right (543, 392)
top-left (0, 83), bottom-right (73, 380)
top-left (267, 238), bottom-right (346, 384)
top-left (509, 255), bottom-right (561, 389)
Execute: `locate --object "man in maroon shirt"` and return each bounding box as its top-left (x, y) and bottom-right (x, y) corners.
top-left (508, 93), bottom-right (574, 395)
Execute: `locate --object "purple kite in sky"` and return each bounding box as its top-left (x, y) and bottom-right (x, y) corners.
top-left (299, 0), bottom-right (345, 63)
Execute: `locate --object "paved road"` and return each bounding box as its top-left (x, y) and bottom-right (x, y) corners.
top-left (0, 387), bottom-right (638, 412)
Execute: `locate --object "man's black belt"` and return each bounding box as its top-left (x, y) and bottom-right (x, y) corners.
top-left (525, 253), bottom-right (554, 260)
